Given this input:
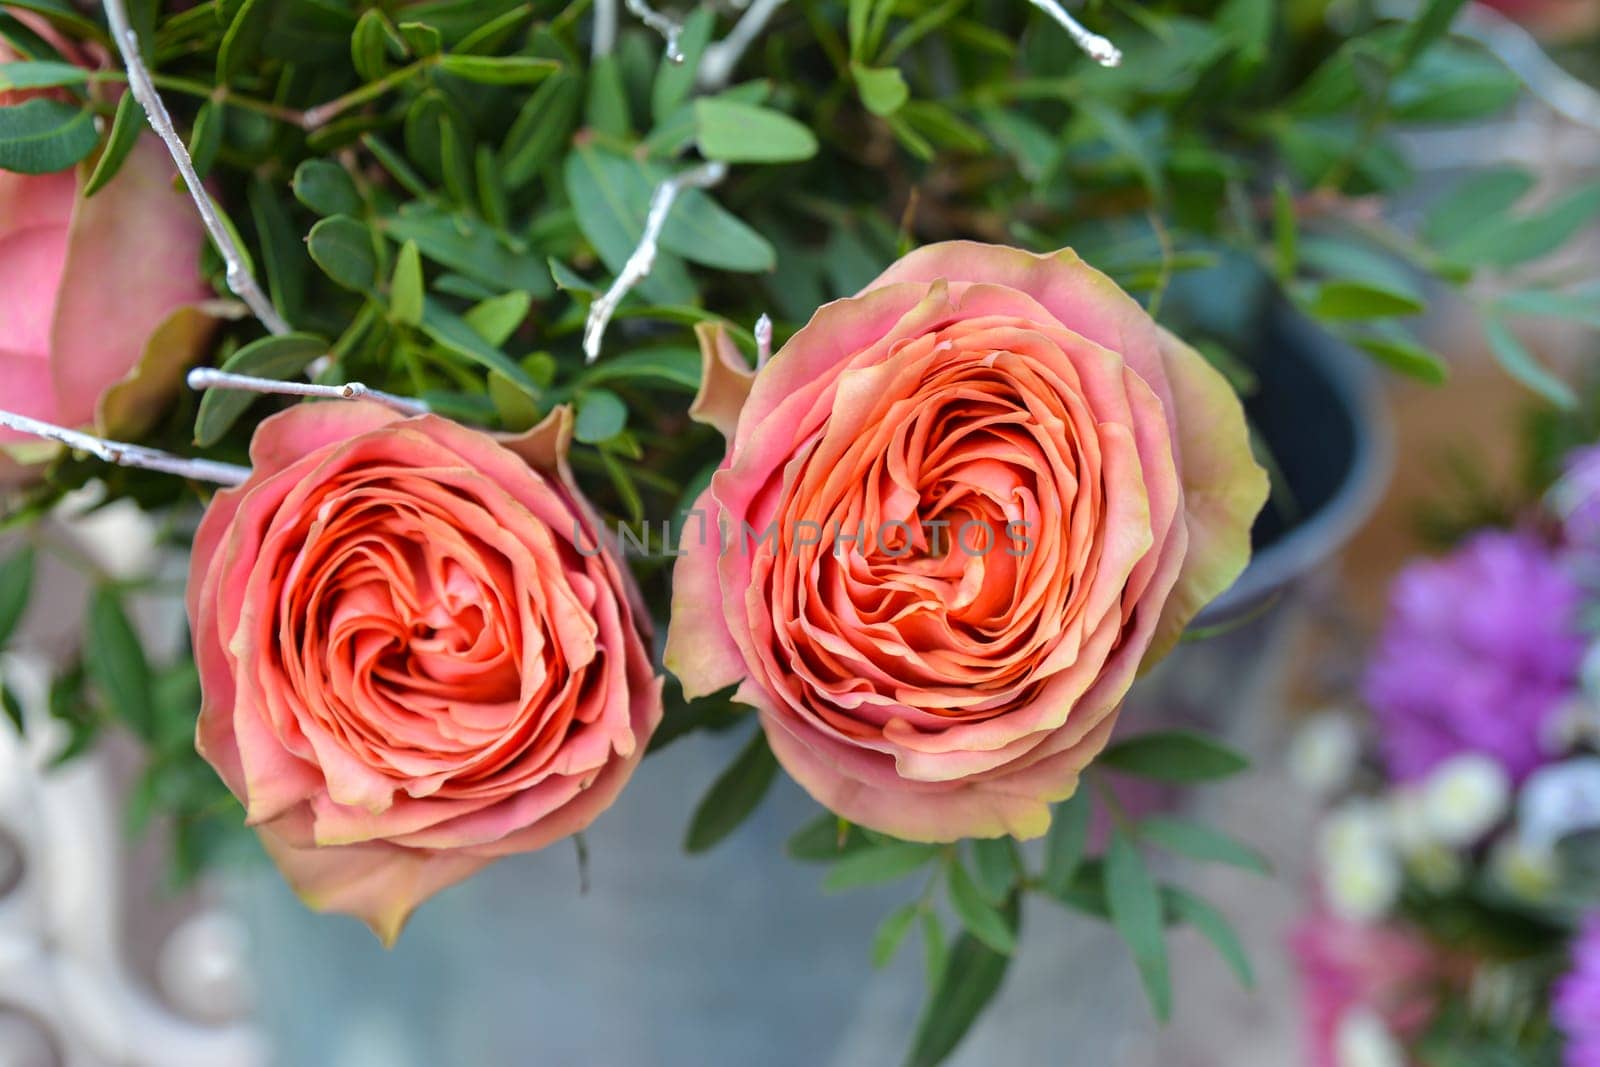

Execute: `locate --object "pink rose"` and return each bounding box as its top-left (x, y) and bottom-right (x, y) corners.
top-left (1, 26), bottom-right (213, 478)
top-left (188, 402), bottom-right (663, 942)
top-left (665, 242), bottom-right (1267, 841)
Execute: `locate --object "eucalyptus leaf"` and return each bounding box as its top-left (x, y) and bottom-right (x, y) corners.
top-left (0, 98), bottom-right (97, 174)
top-left (0, 546), bottom-right (36, 649)
top-left (905, 918), bottom-right (1014, 1067)
top-left (946, 859), bottom-right (1016, 955)
top-left (86, 587), bottom-right (154, 742)
top-left (307, 215), bottom-right (380, 293)
top-left (823, 841), bottom-right (940, 892)
top-left (683, 728), bottom-right (779, 853)
top-left (293, 159), bottom-right (362, 217)
top-left (1106, 830), bottom-right (1171, 1022)
top-left (82, 90), bottom-right (142, 197)
top-left (1098, 731), bottom-right (1250, 783)
top-left (695, 98), bottom-right (818, 164)
top-left (194, 333), bottom-right (328, 446)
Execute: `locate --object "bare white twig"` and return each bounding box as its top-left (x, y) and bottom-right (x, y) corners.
top-left (1028, 0), bottom-right (1121, 67)
top-left (626, 0), bottom-right (686, 63)
top-left (592, 0), bottom-right (619, 57)
top-left (1455, 2), bottom-right (1600, 133)
top-left (584, 160), bottom-right (729, 363)
top-left (699, 0), bottom-right (788, 88)
top-left (186, 369), bottom-right (431, 416)
top-left (100, 0), bottom-right (289, 335)
top-left (0, 411), bottom-right (250, 485)
top-left (754, 313), bottom-right (773, 368)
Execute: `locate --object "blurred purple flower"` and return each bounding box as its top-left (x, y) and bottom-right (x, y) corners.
top-left (1556, 915), bottom-right (1600, 1067)
top-left (1363, 530), bottom-right (1585, 783)
top-left (1554, 444), bottom-right (1600, 561)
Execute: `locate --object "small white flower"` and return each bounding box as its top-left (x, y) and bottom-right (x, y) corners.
top-left (1421, 754), bottom-right (1511, 846)
top-left (1288, 712), bottom-right (1362, 796)
top-left (1320, 802), bottom-right (1400, 923)
top-left (1335, 1008), bottom-right (1406, 1067)
top-left (1489, 836), bottom-right (1561, 901)
top-left (1519, 757), bottom-right (1600, 848)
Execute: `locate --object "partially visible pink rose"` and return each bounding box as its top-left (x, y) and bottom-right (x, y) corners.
top-left (665, 242), bottom-right (1267, 842)
top-left (188, 402), bottom-right (663, 943)
top-left (1, 23), bottom-right (213, 478)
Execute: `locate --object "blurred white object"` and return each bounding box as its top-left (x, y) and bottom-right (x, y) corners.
top-left (1288, 712), bottom-right (1363, 796)
top-left (1335, 1008), bottom-right (1407, 1067)
top-left (1489, 835), bottom-right (1561, 900)
top-left (1319, 802), bottom-right (1401, 922)
top-left (1384, 787), bottom-right (1434, 853)
top-left (158, 911), bottom-right (256, 1025)
top-left (1420, 754), bottom-right (1512, 846)
top-left (1518, 756), bottom-right (1600, 846)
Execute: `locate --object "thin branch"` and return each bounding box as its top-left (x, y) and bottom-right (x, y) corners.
top-left (584, 159), bottom-right (729, 363)
top-left (1028, 0), bottom-right (1121, 67)
top-left (625, 0), bottom-right (685, 63)
top-left (100, 0), bottom-right (290, 336)
top-left (186, 369), bottom-right (431, 416)
top-left (592, 0), bottom-right (619, 57)
top-left (0, 411), bottom-right (250, 486)
top-left (1456, 2), bottom-right (1600, 133)
top-left (699, 0), bottom-right (788, 88)
top-left (755, 313), bottom-right (773, 369)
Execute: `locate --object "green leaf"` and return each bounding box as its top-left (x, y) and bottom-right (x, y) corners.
top-left (194, 333), bottom-right (327, 447)
top-left (0, 59), bottom-right (88, 91)
top-left (1139, 816), bottom-right (1271, 875)
top-left (0, 682), bottom-right (22, 737)
top-left (1043, 789), bottom-right (1092, 896)
top-left (853, 62), bottom-right (909, 117)
top-left (920, 909), bottom-right (947, 991)
top-left (1098, 731), bottom-right (1249, 783)
top-left (1078, 98), bottom-right (1164, 199)
top-left (1349, 330), bottom-right (1447, 384)
top-left (872, 903), bottom-right (920, 968)
top-left (248, 174), bottom-right (307, 327)
top-left (81, 90), bottom-right (141, 197)
top-left (695, 98), bottom-right (818, 164)
top-left (349, 8), bottom-right (400, 82)
top-left (0, 546), bottom-right (35, 648)
top-left (384, 207), bottom-right (551, 297)
top-left (786, 813), bottom-right (870, 862)
top-left (1422, 167), bottom-right (1534, 248)
top-left (580, 347), bottom-right (700, 392)
top-left (1163, 887), bottom-right (1255, 988)
top-left (187, 100), bottom-right (222, 180)
top-left (292, 159), bottom-right (362, 217)
top-left (389, 240), bottom-right (424, 327)
top-left (1309, 280), bottom-right (1425, 320)
top-left (906, 921), bottom-right (1014, 1067)
top-left (436, 53), bottom-right (558, 84)
top-left (1398, 0), bottom-right (1469, 69)
top-left (463, 291), bottom-right (531, 347)
top-left (1497, 288), bottom-right (1600, 330)
top-left (1272, 179), bottom-right (1296, 280)
top-left (1441, 182), bottom-right (1600, 269)
top-left (969, 838), bottom-right (1017, 902)
top-left (946, 860), bottom-right (1016, 954)
top-left (307, 215), bottom-right (380, 292)
top-left (487, 370), bottom-right (541, 432)
top-left (1106, 829), bottom-right (1171, 1022)
top-left (652, 6), bottom-right (714, 121)
top-left (398, 20), bottom-right (440, 57)
top-left (420, 298), bottom-right (538, 392)
top-left (1483, 315), bottom-right (1576, 409)
top-left (585, 53), bottom-right (631, 138)
top-left (823, 841), bottom-right (940, 892)
top-left (0, 98), bottom-right (97, 174)
top-left (216, 0), bottom-right (269, 81)
top-left (1390, 41), bottom-right (1518, 122)
top-left (86, 587), bottom-right (154, 742)
top-left (573, 388), bottom-right (628, 444)
top-left (500, 71), bottom-right (582, 189)
top-left (684, 728), bottom-right (779, 853)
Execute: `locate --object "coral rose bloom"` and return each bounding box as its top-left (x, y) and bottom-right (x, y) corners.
top-left (666, 242), bottom-right (1266, 841)
top-left (189, 402), bottom-right (661, 941)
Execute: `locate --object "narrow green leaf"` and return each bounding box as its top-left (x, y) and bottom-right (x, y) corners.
top-left (920, 909), bottom-right (947, 991)
top-left (86, 587), bottom-right (154, 742)
top-left (1497, 288), bottom-right (1600, 330)
top-left (463, 291), bottom-right (531, 347)
top-left (969, 838), bottom-right (1017, 902)
top-left (0, 59), bottom-right (87, 91)
top-left (420, 298), bottom-right (538, 392)
top-left (1422, 166), bottom-right (1534, 249)
top-left (500, 71), bottom-right (581, 190)
top-left (436, 53), bottom-right (558, 85)
top-left (652, 6), bottom-right (714, 121)
top-left (872, 903), bottom-right (920, 968)
top-left (906, 916), bottom-right (1014, 1067)
top-left (823, 841), bottom-right (940, 892)
top-left (1483, 315), bottom-right (1577, 409)
top-left (1099, 731), bottom-right (1250, 783)
top-left (292, 159), bottom-right (362, 217)
top-left (683, 728), bottom-right (779, 852)
top-left (0, 682), bottom-right (22, 737)
top-left (216, 0), bottom-right (269, 81)
top-left (487, 371), bottom-right (541, 432)
top-left (307, 215), bottom-right (380, 292)
top-left (194, 333), bottom-right (328, 446)
top-left (1106, 830), bottom-right (1171, 1022)
top-left (0, 546), bottom-right (36, 648)
top-left (349, 8), bottom-right (398, 81)
top-left (1139, 816), bottom-right (1271, 875)
top-left (82, 89), bottom-right (142, 197)
top-left (1310, 279), bottom-right (1425, 320)
top-left (580, 347), bottom-right (700, 391)
top-left (1446, 183), bottom-right (1600, 269)
top-left (187, 99), bottom-right (222, 180)
top-left (1399, 0), bottom-right (1469, 69)
top-left (853, 62), bottom-right (909, 117)
top-left (390, 240), bottom-right (424, 327)
top-left (1349, 331), bottom-right (1447, 384)
top-left (946, 860), bottom-right (1016, 954)
top-left (786, 813), bottom-right (870, 862)
top-left (384, 207), bottom-right (551, 296)
top-left (1272, 179), bottom-right (1296, 280)
top-left (398, 21), bottom-right (440, 57)
top-left (1164, 887), bottom-right (1255, 988)
top-left (695, 98), bottom-right (818, 164)
top-left (475, 144), bottom-right (508, 228)
top-left (0, 97), bottom-right (97, 174)
top-left (1043, 789), bottom-right (1092, 896)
